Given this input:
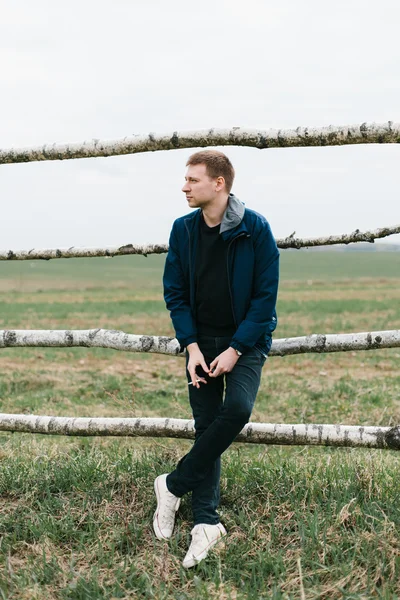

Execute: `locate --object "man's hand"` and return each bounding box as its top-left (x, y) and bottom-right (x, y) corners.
top-left (209, 347), bottom-right (239, 378)
top-left (186, 343), bottom-right (210, 389)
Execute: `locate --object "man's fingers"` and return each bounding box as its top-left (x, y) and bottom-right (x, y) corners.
top-left (191, 376), bottom-right (207, 388)
top-left (209, 360), bottom-right (221, 377)
top-left (210, 367), bottom-right (221, 377)
top-left (187, 364), bottom-right (208, 388)
top-left (187, 366), bottom-right (197, 387)
top-left (201, 361), bottom-right (210, 374)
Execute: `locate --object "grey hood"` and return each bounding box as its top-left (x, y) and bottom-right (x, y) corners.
top-left (219, 193), bottom-right (245, 234)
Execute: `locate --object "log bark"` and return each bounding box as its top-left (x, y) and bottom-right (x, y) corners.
top-left (271, 330), bottom-right (400, 356)
top-left (1, 225), bottom-right (399, 261)
top-left (0, 413), bottom-right (399, 449)
top-left (1, 122), bottom-right (399, 165)
top-left (0, 243), bottom-right (167, 261)
top-left (0, 329), bottom-right (182, 355)
top-left (1, 328), bottom-right (399, 356)
top-left (277, 224), bottom-right (400, 249)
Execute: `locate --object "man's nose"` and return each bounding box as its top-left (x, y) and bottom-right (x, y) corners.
top-left (182, 182), bottom-right (190, 192)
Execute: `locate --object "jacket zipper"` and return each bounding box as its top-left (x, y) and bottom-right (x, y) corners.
top-left (226, 232), bottom-right (248, 328)
top-left (184, 220), bottom-right (194, 315)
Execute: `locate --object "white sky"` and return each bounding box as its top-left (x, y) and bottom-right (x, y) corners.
top-left (1, 0), bottom-right (399, 249)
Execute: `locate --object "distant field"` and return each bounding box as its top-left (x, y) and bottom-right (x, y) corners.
top-left (0, 251), bottom-right (399, 599)
top-left (1, 249), bottom-right (400, 288)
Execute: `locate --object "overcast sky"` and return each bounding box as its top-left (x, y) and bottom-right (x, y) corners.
top-left (1, 0), bottom-right (399, 249)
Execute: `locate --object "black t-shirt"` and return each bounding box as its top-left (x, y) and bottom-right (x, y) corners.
top-left (194, 212), bottom-right (236, 336)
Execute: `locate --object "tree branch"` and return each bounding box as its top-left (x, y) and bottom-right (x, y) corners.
top-left (277, 224), bottom-right (400, 249)
top-left (1, 225), bottom-right (399, 261)
top-left (1, 329), bottom-right (399, 356)
top-left (0, 413), bottom-right (398, 449)
top-left (1, 122), bottom-right (399, 165)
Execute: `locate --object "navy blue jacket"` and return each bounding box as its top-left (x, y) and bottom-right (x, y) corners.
top-left (163, 194), bottom-right (279, 355)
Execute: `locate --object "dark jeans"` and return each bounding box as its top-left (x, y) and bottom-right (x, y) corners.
top-left (166, 334), bottom-right (267, 525)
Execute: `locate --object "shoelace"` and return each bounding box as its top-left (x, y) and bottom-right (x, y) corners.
top-left (191, 525), bottom-right (211, 545)
top-left (159, 493), bottom-right (178, 521)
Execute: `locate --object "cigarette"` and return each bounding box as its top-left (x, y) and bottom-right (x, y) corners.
top-left (188, 379), bottom-right (201, 386)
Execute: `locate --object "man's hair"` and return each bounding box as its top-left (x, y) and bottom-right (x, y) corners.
top-left (186, 150), bottom-right (235, 193)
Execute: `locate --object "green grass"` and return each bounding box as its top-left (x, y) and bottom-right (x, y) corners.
top-left (1, 250), bottom-right (399, 284)
top-left (0, 251), bottom-right (400, 598)
top-left (0, 442), bottom-right (399, 599)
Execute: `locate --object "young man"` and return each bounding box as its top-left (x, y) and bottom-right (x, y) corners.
top-left (154, 150), bottom-right (279, 568)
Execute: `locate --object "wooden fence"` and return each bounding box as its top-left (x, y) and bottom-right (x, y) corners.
top-left (1, 121), bottom-right (399, 449)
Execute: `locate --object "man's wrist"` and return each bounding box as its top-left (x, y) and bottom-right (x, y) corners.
top-left (229, 346), bottom-right (242, 357)
top-left (186, 342), bottom-right (199, 353)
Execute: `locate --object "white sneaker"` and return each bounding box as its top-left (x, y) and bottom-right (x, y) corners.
top-left (153, 474), bottom-right (181, 540)
top-left (182, 523), bottom-right (227, 568)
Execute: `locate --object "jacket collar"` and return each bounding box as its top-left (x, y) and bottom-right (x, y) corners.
top-left (184, 193), bottom-right (247, 240)
top-left (220, 193), bottom-right (245, 233)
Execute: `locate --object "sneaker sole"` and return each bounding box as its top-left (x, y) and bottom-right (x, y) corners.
top-left (153, 476), bottom-right (181, 540)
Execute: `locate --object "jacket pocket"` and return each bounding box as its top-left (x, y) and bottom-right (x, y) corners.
top-left (253, 344), bottom-right (268, 360)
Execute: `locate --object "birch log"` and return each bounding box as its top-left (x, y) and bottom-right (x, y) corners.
top-left (1, 122), bottom-right (399, 165)
top-left (1, 329), bottom-right (400, 356)
top-left (1, 225), bottom-right (399, 261)
top-left (0, 414), bottom-right (399, 449)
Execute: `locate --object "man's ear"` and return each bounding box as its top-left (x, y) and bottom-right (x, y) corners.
top-left (215, 176), bottom-right (225, 191)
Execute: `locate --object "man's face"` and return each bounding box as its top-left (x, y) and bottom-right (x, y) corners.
top-left (182, 164), bottom-right (219, 208)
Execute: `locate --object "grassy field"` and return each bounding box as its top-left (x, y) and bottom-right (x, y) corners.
top-left (0, 251), bottom-right (399, 599)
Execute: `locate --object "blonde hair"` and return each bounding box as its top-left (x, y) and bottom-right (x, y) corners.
top-left (186, 150), bottom-right (235, 193)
